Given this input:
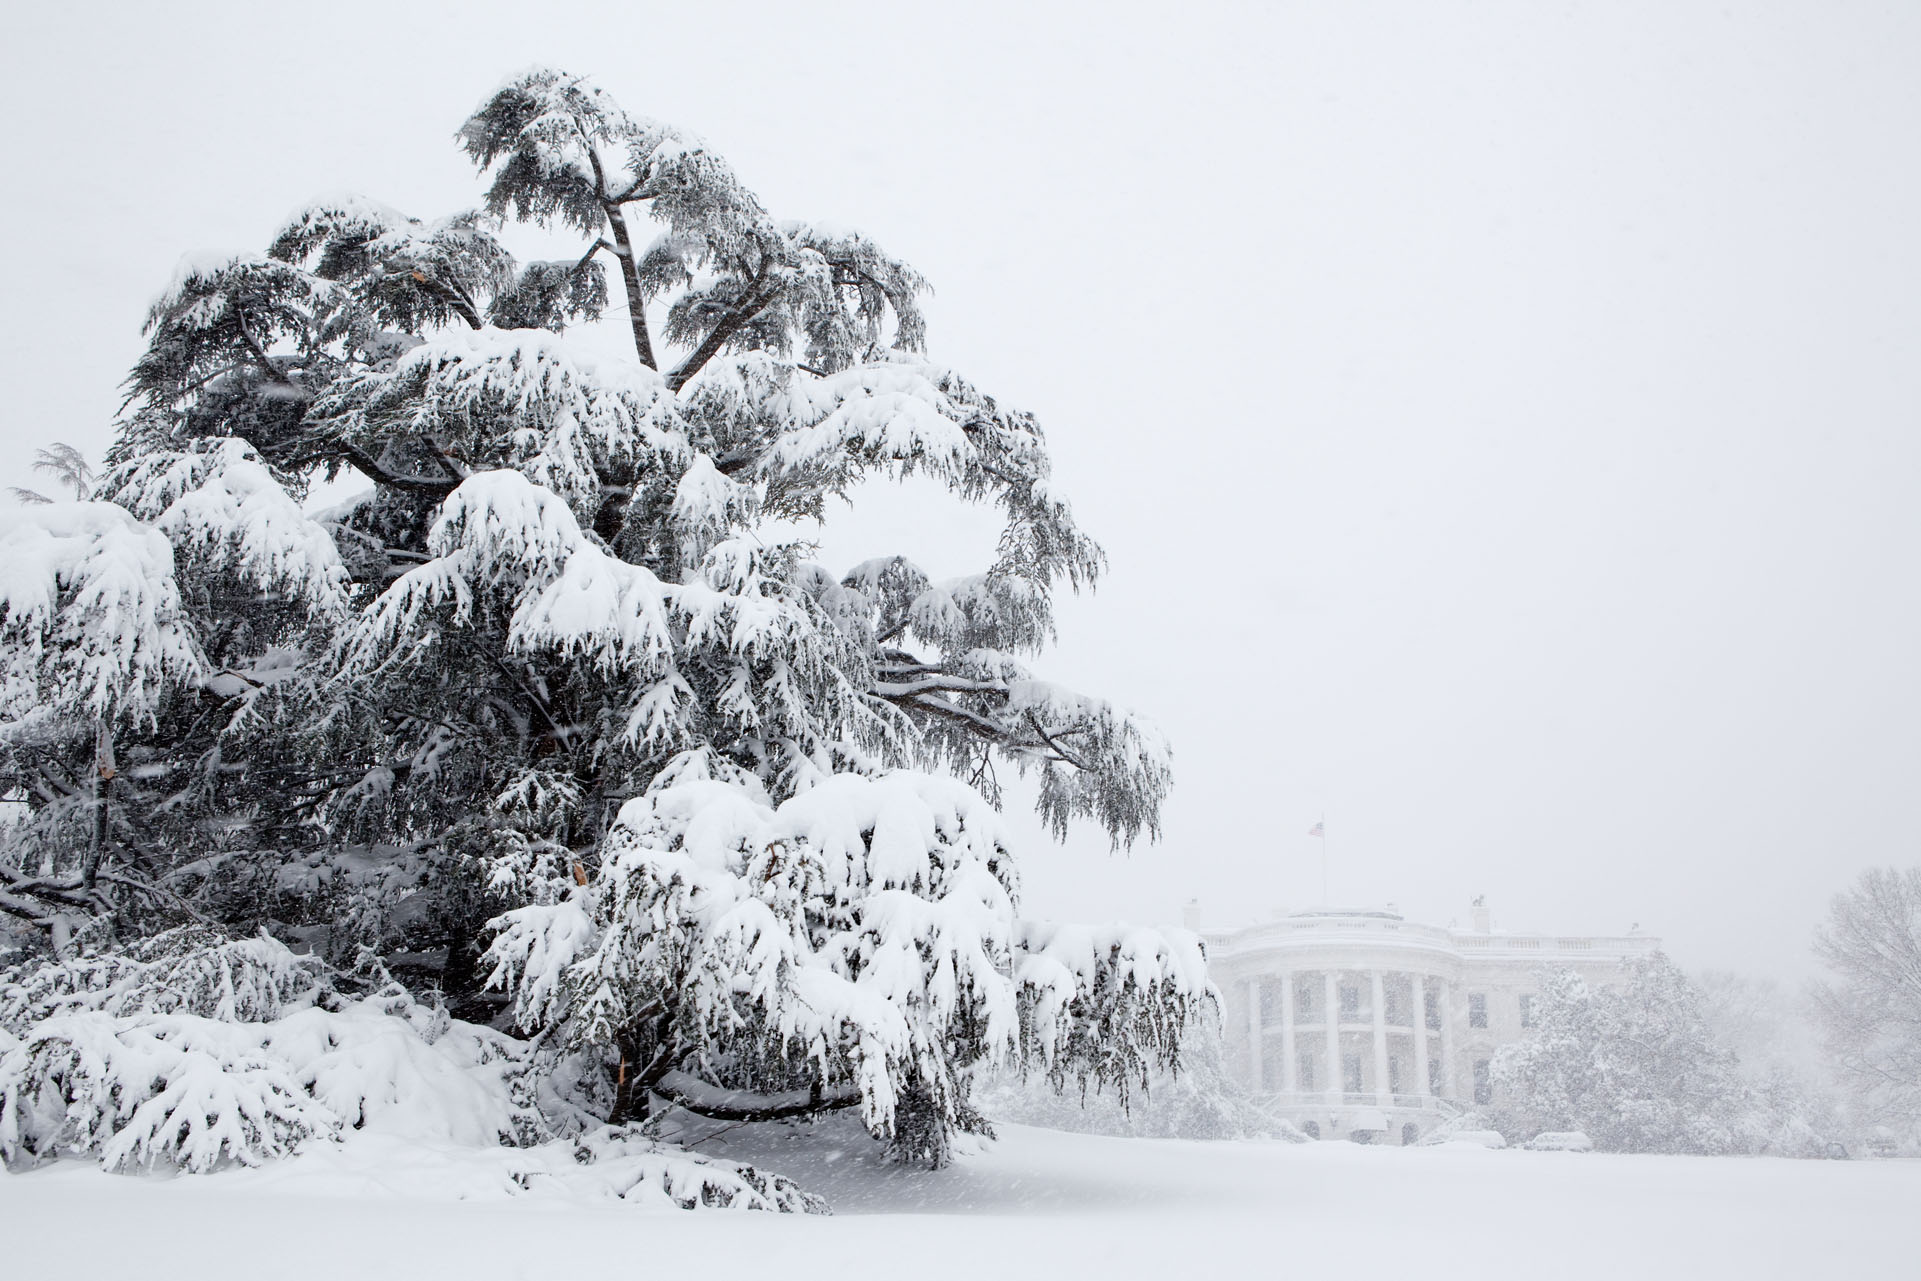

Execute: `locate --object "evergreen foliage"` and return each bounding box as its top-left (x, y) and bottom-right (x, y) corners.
top-left (0, 68), bottom-right (1204, 1174)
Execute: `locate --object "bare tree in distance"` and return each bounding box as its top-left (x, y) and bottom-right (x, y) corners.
top-left (8, 444), bottom-right (94, 505)
top-left (1813, 866), bottom-right (1921, 1141)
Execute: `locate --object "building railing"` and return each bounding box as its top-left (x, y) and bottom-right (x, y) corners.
top-left (1203, 912), bottom-right (1662, 965)
top-left (1453, 933), bottom-right (1658, 954)
top-left (1260, 1014), bottom-right (1441, 1032)
top-left (1260, 1090), bottom-right (1455, 1113)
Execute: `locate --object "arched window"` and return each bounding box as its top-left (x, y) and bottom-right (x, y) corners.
top-left (1402, 1123), bottom-right (1420, 1146)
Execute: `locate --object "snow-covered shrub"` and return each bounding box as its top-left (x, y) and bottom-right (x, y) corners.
top-left (502, 1127), bottom-right (828, 1212)
top-left (0, 929), bottom-right (523, 1171)
top-left (0, 928), bottom-right (829, 1208)
top-left (0, 930), bottom-right (529, 1171)
top-left (1413, 1111), bottom-right (1502, 1146)
top-left (1522, 1131), bottom-right (1593, 1152)
top-left (0, 1010), bottom-right (337, 1172)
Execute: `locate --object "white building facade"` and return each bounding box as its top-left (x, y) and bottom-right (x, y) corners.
top-left (1201, 902), bottom-right (1659, 1144)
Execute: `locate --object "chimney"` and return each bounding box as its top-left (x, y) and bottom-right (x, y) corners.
top-left (1182, 898), bottom-right (1202, 930)
top-left (1470, 895), bottom-right (1492, 933)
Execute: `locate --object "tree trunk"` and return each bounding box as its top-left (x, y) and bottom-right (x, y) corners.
top-left (605, 205), bottom-right (657, 371)
top-left (83, 719), bottom-right (115, 891)
top-left (609, 1031), bottom-right (651, 1126)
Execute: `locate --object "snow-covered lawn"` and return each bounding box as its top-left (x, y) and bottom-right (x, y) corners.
top-left (3, 1123), bottom-right (1914, 1279)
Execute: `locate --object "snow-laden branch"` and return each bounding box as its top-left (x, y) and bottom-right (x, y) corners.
top-left (0, 503), bottom-right (201, 726)
top-left (104, 438), bottom-right (349, 617)
top-left (484, 764), bottom-right (1203, 1162)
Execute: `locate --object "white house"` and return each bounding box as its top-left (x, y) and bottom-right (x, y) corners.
top-left (1197, 900), bottom-right (1659, 1144)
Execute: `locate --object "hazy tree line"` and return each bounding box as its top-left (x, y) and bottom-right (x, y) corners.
top-left (1475, 866), bottom-right (1921, 1157)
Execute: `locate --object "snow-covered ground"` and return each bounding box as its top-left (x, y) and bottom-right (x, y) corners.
top-left (3, 1122), bottom-right (1915, 1279)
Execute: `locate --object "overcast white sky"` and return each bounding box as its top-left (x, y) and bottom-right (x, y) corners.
top-left (4, 0), bottom-right (1918, 980)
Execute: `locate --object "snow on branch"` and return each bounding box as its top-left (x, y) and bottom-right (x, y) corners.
top-left (0, 926), bottom-right (327, 1034)
top-left (104, 438), bottom-right (349, 617)
top-left (0, 502), bottom-right (201, 728)
top-left (485, 765), bottom-right (1198, 1162)
top-left (270, 195), bottom-right (513, 333)
top-left (1014, 920), bottom-right (1215, 1107)
top-left (346, 469), bottom-right (678, 691)
top-left (315, 326), bottom-right (686, 518)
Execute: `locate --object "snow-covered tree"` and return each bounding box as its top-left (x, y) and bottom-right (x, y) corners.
top-left (1813, 866), bottom-right (1921, 1144)
top-left (1491, 954), bottom-right (1775, 1154)
top-left (1698, 970), bottom-right (1843, 1157)
top-left (0, 69), bottom-right (1204, 1170)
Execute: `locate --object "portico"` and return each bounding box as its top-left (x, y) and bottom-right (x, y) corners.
top-left (1203, 904), bottom-right (1658, 1142)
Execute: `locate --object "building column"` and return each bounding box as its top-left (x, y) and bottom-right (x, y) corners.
top-left (1411, 973), bottom-right (1431, 1099)
top-left (1246, 977), bottom-right (1264, 1091)
top-left (1323, 970), bottom-right (1341, 1100)
top-left (1437, 978), bottom-right (1457, 1099)
top-left (1279, 971), bottom-right (1298, 1094)
top-left (1370, 970), bottom-right (1390, 1105)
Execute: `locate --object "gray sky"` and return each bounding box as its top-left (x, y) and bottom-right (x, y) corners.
top-left (4, 0), bottom-right (1918, 980)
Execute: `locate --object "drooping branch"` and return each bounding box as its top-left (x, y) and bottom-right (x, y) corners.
top-left (652, 1070), bottom-right (861, 1123)
top-left (402, 270), bottom-right (484, 330)
top-left (337, 443), bottom-right (462, 495)
top-left (664, 280), bottom-right (780, 394)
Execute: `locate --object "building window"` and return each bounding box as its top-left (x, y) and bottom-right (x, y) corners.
top-left (1424, 988), bottom-right (1441, 1030)
top-left (1259, 981), bottom-right (1283, 1026)
top-left (1298, 1053), bottom-right (1316, 1091)
top-left (1473, 1059), bottom-right (1492, 1105)
top-left (1339, 984), bottom-right (1360, 1022)
top-left (1428, 1055), bottom-right (1444, 1094)
top-left (1468, 993), bottom-right (1488, 1029)
top-left (1519, 994), bottom-right (1536, 1028)
top-left (1388, 1056), bottom-right (1403, 1093)
top-left (1343, 1054), bottom-right (1363, 1094)
top-left (1295, 977), bottom-right (1317, 1019)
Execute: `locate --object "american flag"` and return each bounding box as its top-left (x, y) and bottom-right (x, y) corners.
top-left (1308, 821), bottom-right (1324, 838)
